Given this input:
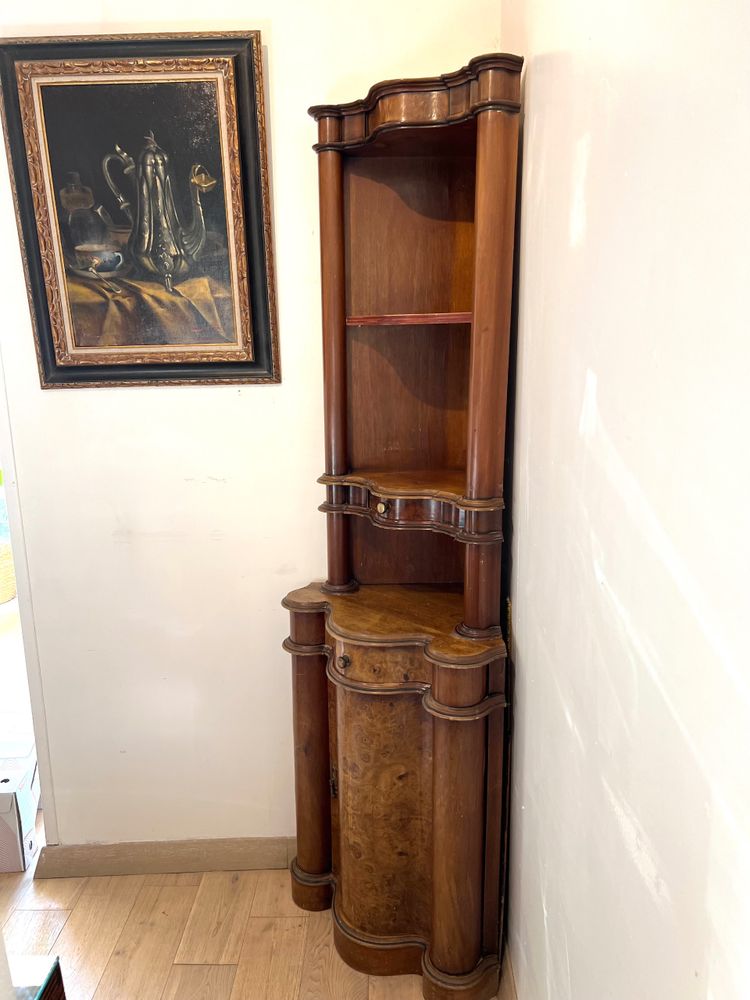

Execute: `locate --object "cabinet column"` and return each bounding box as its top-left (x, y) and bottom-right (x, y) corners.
top-left (463, 544), bottom-right (502, 632)
top-left (317, 147), bottom-right (352, 592)
top-left (427, 666), bottom-right (487, 981)
top-left (286, 608), bottom-right (333, 910)
top-left (463, 108), bottom-right (519, 632)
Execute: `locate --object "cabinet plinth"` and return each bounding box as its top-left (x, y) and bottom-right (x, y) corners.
top-left (284, 53), bottom-right (522, 1000)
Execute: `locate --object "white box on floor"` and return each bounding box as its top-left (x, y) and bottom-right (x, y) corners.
top-left (0, 740), bottom-right (40, 872)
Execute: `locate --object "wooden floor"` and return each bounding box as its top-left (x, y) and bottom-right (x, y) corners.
top-left (1, 855), bottom-right (515, 1000)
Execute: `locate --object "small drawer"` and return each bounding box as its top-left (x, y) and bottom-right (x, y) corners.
top-left (328, 636), bottom-right (430, 687)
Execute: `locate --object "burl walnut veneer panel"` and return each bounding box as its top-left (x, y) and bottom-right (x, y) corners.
top-left (334, 689), bottom-right (433, 940)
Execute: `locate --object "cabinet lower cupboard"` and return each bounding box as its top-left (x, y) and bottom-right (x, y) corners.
top-left (283, 54), bottom-right (523, 1000)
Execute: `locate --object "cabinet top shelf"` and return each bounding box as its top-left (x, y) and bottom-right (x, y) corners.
top-left (346, 312), bottom-right (471, 327)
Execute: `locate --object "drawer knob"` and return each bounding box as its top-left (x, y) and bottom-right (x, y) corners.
top-left (337, 654), bottom-right (351, 670)
top-left (376, 500), bottom-right (390, 515)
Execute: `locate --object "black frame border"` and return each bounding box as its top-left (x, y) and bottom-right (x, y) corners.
top-left (0, 32), bottom-right (280, 387)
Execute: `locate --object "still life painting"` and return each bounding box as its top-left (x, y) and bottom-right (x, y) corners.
top-left (0, 33), bottom-right (279, 386)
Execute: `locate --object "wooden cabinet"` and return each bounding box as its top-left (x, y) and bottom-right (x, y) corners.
top-left (283, 54), bottom-right (522, 1000)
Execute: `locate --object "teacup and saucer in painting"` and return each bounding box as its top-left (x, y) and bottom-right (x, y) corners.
top-left (73, 243), bottom-right (125, 273)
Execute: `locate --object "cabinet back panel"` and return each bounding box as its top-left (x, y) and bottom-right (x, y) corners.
top-left (351, 518), bottom-right (464, 585)
top-left (347, 325), bottom-right (469, 471)
top-left (344, 155), bottom-right (475, 316)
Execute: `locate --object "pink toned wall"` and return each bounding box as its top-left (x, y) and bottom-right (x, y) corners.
top-left (503, 1), bottom-right (750, 998)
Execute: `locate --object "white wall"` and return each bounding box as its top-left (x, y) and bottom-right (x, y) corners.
top-left (504, 2), bottom-right (750, 999)
top-left (0, 4), bottom-right (504, 845)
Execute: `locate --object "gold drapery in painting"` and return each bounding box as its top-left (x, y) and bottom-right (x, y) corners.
top-left (67, 274), bottom-right (236, 348)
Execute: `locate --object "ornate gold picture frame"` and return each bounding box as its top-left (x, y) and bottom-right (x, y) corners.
top-left (0, 32), bottom-right (279, 386)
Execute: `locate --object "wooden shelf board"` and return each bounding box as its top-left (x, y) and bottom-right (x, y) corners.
top-left (319, 469), bottom-right (503, 510)
top-left (342, 468), bottom-right (467, 499)
top-left (284, 581), bottom-right (505, 665)
top-left (346, 312), bottom-right (472, 327)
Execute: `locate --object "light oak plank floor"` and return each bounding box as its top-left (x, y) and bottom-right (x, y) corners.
top-left (1, 855), bottom-right (515, 999)
top-left (230, 916), bottom-right (307, 1000)
top-left (160, 964), bottom-right (236, 1000)
top-left (174, 871), bottom-right (258, 965)
top-left (53, 875), bottom-right (146, 1000)
top-left (93, 884), bottom-right (197, 1000)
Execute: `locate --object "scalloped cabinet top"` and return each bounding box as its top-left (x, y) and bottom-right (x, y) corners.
top-left (309, 53), bottom-right (523, 151)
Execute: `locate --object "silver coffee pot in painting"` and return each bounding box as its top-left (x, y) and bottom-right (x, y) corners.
top-left (102, 131), bottom-right (217, 292)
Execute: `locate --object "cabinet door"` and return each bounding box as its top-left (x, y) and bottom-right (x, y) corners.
top-left (332, 683), bottom-right (433, 940)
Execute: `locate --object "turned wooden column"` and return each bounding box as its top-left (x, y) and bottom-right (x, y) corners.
top-left (463, 544), bottom-right (502, 633)
top-left (428, 665), bottom-right (488, 979)
top-left (463, 107), bottom-right (519, 633)
top-left (317, 144), bottom-right (352, 592)
top-left (482, 657), bottom-right (508, 954)
top-left (285, 606), bottom-right (333, 910)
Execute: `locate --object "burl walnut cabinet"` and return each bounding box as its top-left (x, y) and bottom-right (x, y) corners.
top-left (283, 54), bottom-right (522, 1000)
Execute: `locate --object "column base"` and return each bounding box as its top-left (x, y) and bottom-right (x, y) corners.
top-left (329, 899), bottom-right (501, 1000)
top-left (290, 857), bottom-right (333, 911)
top-left (421, 952), bottom-right (501, 1000)
top-left (455, 621), bottom-right (504, 640)
top-left (321, 579), bottom-right (359, 594)
top-left (331, 900), bottom-right (424, 977)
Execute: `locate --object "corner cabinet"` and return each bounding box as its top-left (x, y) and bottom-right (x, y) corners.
top-left (283, 54), bottom-right (522, 1000)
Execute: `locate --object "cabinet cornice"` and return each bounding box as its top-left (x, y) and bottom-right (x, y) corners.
top-left (309, 53), bottom-right (523, 152)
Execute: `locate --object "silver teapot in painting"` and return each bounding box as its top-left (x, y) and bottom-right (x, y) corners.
top-left (102, 131), bottom-right (217, 292)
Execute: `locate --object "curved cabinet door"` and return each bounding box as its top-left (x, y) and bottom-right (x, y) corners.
top-left (332, 681), bottom-right (433, 947)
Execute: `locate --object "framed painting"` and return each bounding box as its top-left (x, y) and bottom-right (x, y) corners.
top-left (0, 32), bottom-right (279, 386)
